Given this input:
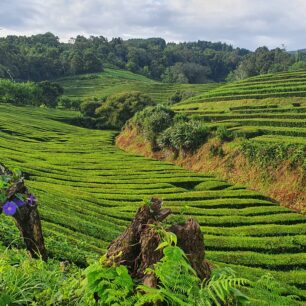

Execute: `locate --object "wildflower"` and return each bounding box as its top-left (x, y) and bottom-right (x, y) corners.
top-left (3, 201), bottom-right (17, 216)
top-left (27, 194), bottom-right (37, 206)
top-left (13, 198), bottom-right (25, 207)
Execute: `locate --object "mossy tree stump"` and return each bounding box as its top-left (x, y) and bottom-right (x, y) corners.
top-left (0, 163), bottom-right (47, 261)
top-left (106, 197), bottom-right (210, 287)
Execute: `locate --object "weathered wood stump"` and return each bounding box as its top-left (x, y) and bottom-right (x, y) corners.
top-left (106, 197), bottom-right (210, 286)
top-left (0, 163), bottom-right (47, 261)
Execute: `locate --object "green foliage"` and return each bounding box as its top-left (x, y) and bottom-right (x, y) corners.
top-left (229, 47), bottom-right (293, 81)
top-left (83, 230), bottom-right (250, 306)
top-left (162, 62), bottom-right (212, 84)
top-left (85, 262), bottom-right (135, 305)
top-left (216, 126), bottom-right (233, 142)
top-left (37, 81), bottom-right (64, 108)
top-left (169, 90), bottom-right (196, 104)
top-left (58, 97), bottom-right (81, 110)
top-left (289, 60), bottom-right (306, 72)
top-left (241, 141), bottom-right (304, 168)
top-left (209, 145), bottom-right (225, 158)
top-left (158, 120), bottom-right (210, 153)
top-left (80, 100), bottom-right (102, 117)
top-left (0, 248), bottom-right (85, 306)
top-left (246, 274), bottom-right (300, 306)
top-left (0, 79), bottom-right (64, 108)
top-left (0, 33), bottom-right (248, 83)
top-left (95, 91), bottom-right (155, 129)
top-left (0, 79), bottom-right (40, 106)
top-left (130, 105), bottom-right (175, 148)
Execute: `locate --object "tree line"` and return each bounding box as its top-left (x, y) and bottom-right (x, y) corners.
top-left (0, 32), bottom-right (305, 84)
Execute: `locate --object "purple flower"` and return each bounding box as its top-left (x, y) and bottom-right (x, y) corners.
top-left (27, 194), bottom-right (37, 206)
top-left (3, 201), bottom-right (17, 216)
top-left (13, 198), bottom-right (25, 207)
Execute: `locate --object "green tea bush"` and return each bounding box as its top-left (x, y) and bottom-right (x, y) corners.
top-left (158, 120), bottom-right (210, 153)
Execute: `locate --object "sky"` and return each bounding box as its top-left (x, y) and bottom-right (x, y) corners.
top-left (0, 0), bottom-right (306, 50)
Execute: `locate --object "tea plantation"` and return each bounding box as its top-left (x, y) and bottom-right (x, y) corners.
top-left (58, 68), bottom-right (217, 103)
top-left (0, 104), bottom-right (305, 299)
top-left (174, 70), bottom-right (306, 147)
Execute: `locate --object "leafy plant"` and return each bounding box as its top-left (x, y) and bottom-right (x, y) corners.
top-left (158, 120), bottom-right (210, 153)
top-left (216, 126), bottom-right (233, 142)
top-left (84, 261), bottom-right (136, 306)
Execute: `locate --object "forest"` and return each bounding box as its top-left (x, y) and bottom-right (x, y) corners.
top-left (1, 32), bottom-right (305, 84)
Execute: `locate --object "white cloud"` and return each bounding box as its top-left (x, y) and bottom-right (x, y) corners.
top-left (0, 0), bottom-right (305, 50)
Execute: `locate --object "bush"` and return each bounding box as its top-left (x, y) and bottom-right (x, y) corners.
top-left (131, 105), bottom-right (175, 149)
top-left (169, 90), bottom-right (196, 104)
top-left (95, 91), bottom-right (155, 129)
top-left (0, 79), bottom-right (41, 106)
top-left (240, 141), bottom-right (305, 168)
top-left (80, 100), bottom-right (102, 117)
top-left (209, 144), bottom-right (224, 157)
top-left (216, 126), bottom-right (233, 142)
top-left (158, 120), bottom-right (210, 153)
top-left (37, 81), bottom-right (64, 108)
top-left (58, 97), bottom-right (81, 110)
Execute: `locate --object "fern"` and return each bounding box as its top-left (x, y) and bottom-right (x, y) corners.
top-left (136, 239), bottom-right (249, 306)
top-left (246, 273), bottom-right (300, 306)
top-left (199, 268), bottom-right (250, 306)
top-left (84, 263), bottom-right (136, 306)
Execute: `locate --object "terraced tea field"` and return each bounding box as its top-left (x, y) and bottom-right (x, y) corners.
top-left (58, 68), bottom-right (217, 103)
top-left (174, 71), bottom-right (306, 147)
top-left (0, 104), bottom-right (305, 299)
top-left (183, 70), bottom-right (306, 102)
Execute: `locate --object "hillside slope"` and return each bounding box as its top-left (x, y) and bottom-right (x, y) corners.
top-left (174, 71), bottom-right (306, 148)
top-left (58, 68), bottom-right (218, 104)
top-left (0, 104), bottom-right (305, 299)
top-left (182, 70), bottom-right (306, 103)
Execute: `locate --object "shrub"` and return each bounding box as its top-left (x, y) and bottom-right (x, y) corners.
top-left (80, 100), bottom-right (102, 117)
top-left (131, 105), bottom-right (175, 149)
top-left (216, 126), bottom-right (233, 142)
top-left (37, 81), bottom-right (64, 108)
top-left (0, 79), bottom-right (41, 106)
top-left (95, 91), bottom-right (155, 129)
top-left (58, 97), bottom-right (81, 110)
top-left (240, 141), bottom-right (305, 168)
top-left (158, 120), bottom-right (210, 153)
top-left (169, 90), bottom-right (196, 104)
top-left (209, 144), bottom-right (224, 157)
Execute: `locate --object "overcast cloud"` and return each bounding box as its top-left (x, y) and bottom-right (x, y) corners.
top-left (0, 0), bottom-right (306, 50)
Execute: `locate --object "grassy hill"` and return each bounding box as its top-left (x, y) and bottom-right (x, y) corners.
top-left (0, 104), bottom-right (305, 299)
top-left (174, 71), bottom-right (306, 147)
top-left (58, 68), bottom-right (218, 104)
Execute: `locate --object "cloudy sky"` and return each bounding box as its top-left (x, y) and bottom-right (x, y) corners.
top-left (1, 0), bottom-right (306, 50)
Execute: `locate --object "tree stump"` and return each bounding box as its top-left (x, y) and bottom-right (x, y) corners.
top-left (0, 163), bottom-right (47, 261)
top-left (106, 197), bottom-right (210, 286)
